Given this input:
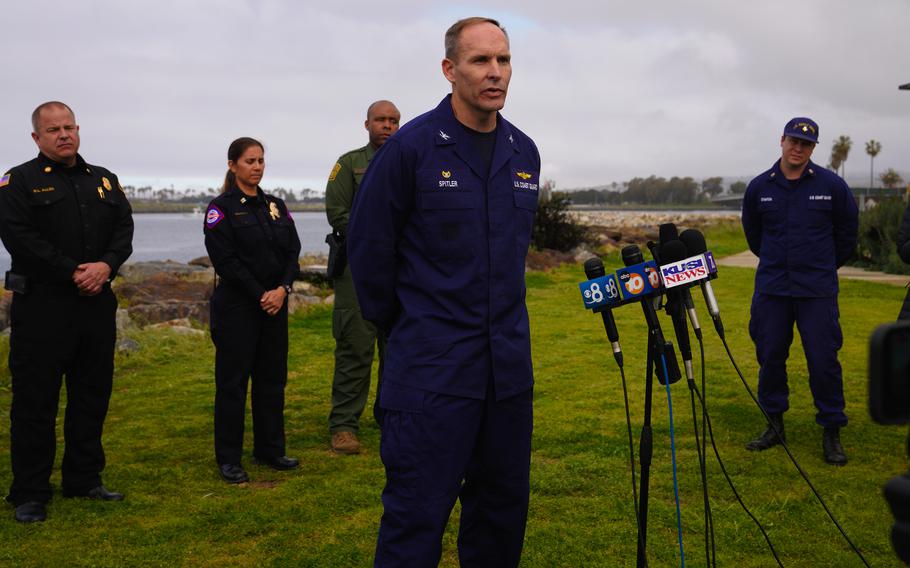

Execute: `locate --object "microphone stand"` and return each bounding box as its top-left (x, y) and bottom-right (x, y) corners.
top-left (637, 302), bottom-right (684, 567)
top-left (637, 332), bottom-right (658, 567)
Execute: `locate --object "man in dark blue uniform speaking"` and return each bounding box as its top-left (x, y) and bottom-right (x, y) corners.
top-left (742, 117), bottom-right (858, 466)
top-left (347, 16), bottom-right (540, 567)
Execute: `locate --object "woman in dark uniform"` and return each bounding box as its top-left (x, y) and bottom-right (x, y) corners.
top-left (203, 137), bottom-right (301, 483)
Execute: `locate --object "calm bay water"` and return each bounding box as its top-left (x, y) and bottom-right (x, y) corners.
top-left (0, 212), bottom-right (331, 274)
top-left (0, 208), bottom-right (739, 275)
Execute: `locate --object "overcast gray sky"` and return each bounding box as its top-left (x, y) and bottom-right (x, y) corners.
top-left (2, 0), bottom-right (908, 192)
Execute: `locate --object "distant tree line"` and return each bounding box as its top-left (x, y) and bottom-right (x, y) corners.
top-left (567, 175), bottom-right (748, 206)
top-left (121, 185), bottom-right (324, 203)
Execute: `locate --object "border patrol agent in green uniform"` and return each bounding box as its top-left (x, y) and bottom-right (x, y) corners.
top-left (325, 100), bottom-right (401, 454)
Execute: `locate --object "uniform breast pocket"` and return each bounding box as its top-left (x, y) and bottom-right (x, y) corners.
top-left (758, 200), bottom-right (782, 228)
top-left (29, 190), bottom-right (68, 231)
top-left (513, 191), bottom-right (538, 253)
top-left (807, 199), bottom-right (833, 228)
top-left (95, 192), bottom-right (121, 222)
top-left (417, 190), bottom-right (477, 260)
top-left (229, 214), bottom-right (262, 252)
top-left (758, 200), bottom-right (779, 213)
top-left (270, 217), bottom-right (294, 250)
top-left (29, 189), bottom-right (67, 208)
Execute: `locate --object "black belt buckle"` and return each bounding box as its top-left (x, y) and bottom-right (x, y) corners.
top-left (4, 271), bottom-right (29, 295)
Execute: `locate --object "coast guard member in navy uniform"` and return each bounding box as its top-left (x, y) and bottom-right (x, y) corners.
top-left (742, 117), bottom-right (858, 465)
top-left (347, 17), bottom-right (540, 567)
top-left (0, 101), bottom-right (133, 523)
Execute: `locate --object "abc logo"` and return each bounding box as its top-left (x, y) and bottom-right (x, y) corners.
top-left (624, 273), bottom-right (645, 295)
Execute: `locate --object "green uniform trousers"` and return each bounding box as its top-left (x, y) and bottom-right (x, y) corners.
top-left (330, 265), bottom-right (384, 433)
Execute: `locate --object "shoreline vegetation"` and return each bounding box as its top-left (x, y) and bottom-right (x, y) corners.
top-left (0, 221), bottom-right (906, 566)
top-left (128, 201), bottom-right (742, 214)
top-left (130, 201), bottom-right (328, 213)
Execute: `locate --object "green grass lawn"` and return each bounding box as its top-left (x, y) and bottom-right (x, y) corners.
top-left (0, 225), bottom-right (907, 567)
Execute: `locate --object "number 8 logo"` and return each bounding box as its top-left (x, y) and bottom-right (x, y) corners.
top-left (589, 283), bottom-right (604, 303)
top-left (605, 278), bottom-right (618, 298)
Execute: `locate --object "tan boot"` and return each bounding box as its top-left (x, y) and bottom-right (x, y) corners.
top-left (331, 431), bottom-right (362, 455)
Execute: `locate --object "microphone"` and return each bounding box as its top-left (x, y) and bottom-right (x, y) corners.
top-left (621, 245), bottom-right (680, 384)
top-left (656, 222), bottom-right (702, 336)
top-left (659, 222), bottom-right (679, 249)
top-left (582, 257), bottom-right (623, 366)
top-left (659, 240), bottom-right (697, 383)
top-left (679, 229), bottom-right (725, 339)
top-left (647, 240), bottom-right (662, 266)
top-left (659, 239), bottom-right (703, 339)
top-left (621, 245), bottom-right (661, 331)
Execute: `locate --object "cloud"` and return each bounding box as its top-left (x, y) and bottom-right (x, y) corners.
top-left (1, 0), bottom-right (908, 189)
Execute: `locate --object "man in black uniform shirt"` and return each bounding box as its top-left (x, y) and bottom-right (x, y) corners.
top-left (0, 101), bottom-right (134, 523)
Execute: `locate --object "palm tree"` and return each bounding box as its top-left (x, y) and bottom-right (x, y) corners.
top-left (828, 147), bottom-right (842, 173)
top-left (880, 168), bottom-right (904, 189)
top-left (831, 135), bottom-right (852, 178)
top-left (865, 140), bottom-right (881, 190)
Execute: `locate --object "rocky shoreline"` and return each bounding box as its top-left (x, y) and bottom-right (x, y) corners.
top-left (0, 256), bottom-right (335, 347)
top-left (0, 212), bottom-right (741, 341)
top-left (525, 210), bottom-right (740, 271)
top-left (572, 210), bottom-right (740, 250)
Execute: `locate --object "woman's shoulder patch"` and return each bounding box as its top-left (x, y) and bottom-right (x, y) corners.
top-left (205, 205), bottom-right (225, 228)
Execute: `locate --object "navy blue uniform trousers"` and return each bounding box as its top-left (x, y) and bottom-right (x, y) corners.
top-left (210, 284), bottom-right (288, 466)
top-left (749, 293), bottom-right (846, 427)
top-left (7, 285), bottom-right (117, 505)
top-left (374, 384), bottom-right (533, 568)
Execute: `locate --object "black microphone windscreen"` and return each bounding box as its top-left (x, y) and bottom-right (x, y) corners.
top-left (646, 240), bottom-right (661, 263)
top-left (659, 223), bottom-right (679, 245)
top-left (679, 229), bottom-right (708, 255)
top-left (660, 240), bottom-right (688, 264)
top-left (584, 257), bottom-right (606, 279)
top-left (621, 244), bottom-right (644, 266)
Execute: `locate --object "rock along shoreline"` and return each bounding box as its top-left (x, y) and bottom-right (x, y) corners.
top-left (0, 212), bottom-right (742, 338)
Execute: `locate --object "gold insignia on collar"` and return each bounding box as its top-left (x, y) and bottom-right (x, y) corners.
top-left (97, 187), bottom-right (105, 199)
top-left (269, 202), bottom-right (280, 220)
top-left (102, 177), bottom-right (112, 191)
top-left (441, 170), bottom-right (451, 179)
top-left (516, 171), bottom-right (532, 180)
top-left (44, 166), bottom-right (52, 173)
